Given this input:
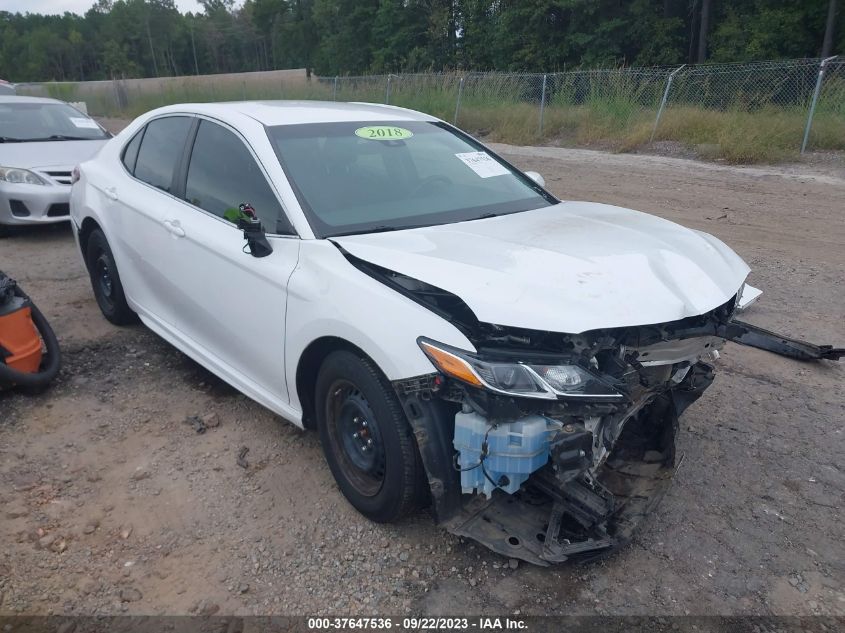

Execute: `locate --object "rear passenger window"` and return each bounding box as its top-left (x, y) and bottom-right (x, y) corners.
top-left (121, 128), bottom-right (144, 173)
top-left (185, 120), bottom-right (287, 233)
top-left (134, 116), bottom-right (192, 193)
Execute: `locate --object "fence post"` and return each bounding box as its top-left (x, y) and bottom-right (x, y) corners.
top-left (538, 74), bottom-right (548, 136)
top-left (650, 64), bottom-right (685, 143)
top-left (333, 76), bottom-right (338, 101)
top-left (111, 78), bottom-right (121, 116)
top-left (454, 76), bottom-right (465, 125)
top-left (802, 55), bottom-right (838, 154)
top-left (385, 74), bottom-right (392, 104)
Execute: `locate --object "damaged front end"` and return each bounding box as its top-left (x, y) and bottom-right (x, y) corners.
top-left (349, 255), bottom-right (840, 565)
top-left (397, 319), bottom-right (720, 566)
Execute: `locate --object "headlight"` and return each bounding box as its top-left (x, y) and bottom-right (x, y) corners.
top-left (0, 167), bottom-right (47, 185)
top-left (418, 338), bottom-right (623, 400)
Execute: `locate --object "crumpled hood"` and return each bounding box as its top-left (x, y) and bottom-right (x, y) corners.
top-left (0, 140), bottom-right (107, 170)
top-left (332, 201), bottom-right (750, 333)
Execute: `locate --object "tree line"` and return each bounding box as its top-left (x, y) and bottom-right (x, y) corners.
top-left (0, 0), bottom-right (841, 83)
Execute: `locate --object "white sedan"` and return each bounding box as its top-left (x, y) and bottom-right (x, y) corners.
top-left (70, 101), bottom-right (840, 565)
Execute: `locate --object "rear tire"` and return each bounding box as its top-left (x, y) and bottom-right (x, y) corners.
top-left (86, 229), bottom-right (136, 325)
top-left (315, 350), bottom-right (428, 523)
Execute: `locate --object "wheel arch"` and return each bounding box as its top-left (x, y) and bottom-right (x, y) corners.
top-left (296, 336), bottom-right (376, 430)
top-left (78, 216), bottom-right (103, 269)
top-left (295, 334), bottom-right (462, 524)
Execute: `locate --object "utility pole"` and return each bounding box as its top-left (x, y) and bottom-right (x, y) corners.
top-left (688, 0), bottom-right (699, 63)
top-left (146, 20), bottom-right (159, 77)
top-left (190, 23), bottom-right (200, 75)
top-left (822, 0), bottom-right (838, 58)
top-left (270, 13), bottom-right (278, 69)
top-left (697, 0), bottom-right (711, 63)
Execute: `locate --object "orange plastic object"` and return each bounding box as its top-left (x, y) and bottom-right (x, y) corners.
top-left (0, 305), bottom-right (43, 373)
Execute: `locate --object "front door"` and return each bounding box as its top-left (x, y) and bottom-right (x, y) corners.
top-left (147, 118), bottom-right (299, 405)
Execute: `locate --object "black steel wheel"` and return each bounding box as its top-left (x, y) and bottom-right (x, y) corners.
top-left (328, 381), bottom-right (387, 496)
top-left (315, 350), bottom-right (428, 523)
top-left (86, 229), bottom-right (136, 325)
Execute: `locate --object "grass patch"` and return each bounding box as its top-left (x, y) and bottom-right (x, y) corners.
top-left (803, 112), bottom-right (845, 151)
top-left (22, 73), bottom-right (844, 164)
top-left (650, 106), bottom-right (808, 163)
top-left (44, 82), bottom-right (79, 102)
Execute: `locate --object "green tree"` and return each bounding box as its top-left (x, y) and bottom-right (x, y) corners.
top-left (0, 0), bottom-right (841, 83)
top-left (102, 39), bottom-right (141, 77)
top-left (312, 0), bottom-right (379, 75)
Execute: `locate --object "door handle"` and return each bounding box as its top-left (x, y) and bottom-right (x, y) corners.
top-left (162, 219), bottom-right (185, 237)
top-left (104, 186), bottom-right (118, 201)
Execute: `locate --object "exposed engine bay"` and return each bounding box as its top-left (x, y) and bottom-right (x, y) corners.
top-left (349, 254), bottom-right (843, 565)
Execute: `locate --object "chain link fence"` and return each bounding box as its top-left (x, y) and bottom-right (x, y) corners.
top-left (652, 59), bottom-right (828, 160)
top-left (16, 57), bottom-right (844, 161)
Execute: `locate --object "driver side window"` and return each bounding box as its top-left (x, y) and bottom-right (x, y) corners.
top-left (184, 120), bottom-right (292, 234)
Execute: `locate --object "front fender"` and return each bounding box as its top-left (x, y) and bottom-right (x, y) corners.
top-left (284, 240), bottom-right (474, 415)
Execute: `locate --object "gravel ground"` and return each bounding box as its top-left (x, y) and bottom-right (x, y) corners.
top-left (1, 138), bottom-right (843, 617)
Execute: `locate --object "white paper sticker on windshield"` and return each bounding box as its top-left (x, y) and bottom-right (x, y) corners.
top-left (70, 117), bottom-right (100, 129)
top-left (455, 151), bottom-right (510, 178)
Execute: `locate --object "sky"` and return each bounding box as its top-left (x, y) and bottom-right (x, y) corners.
top-left (0, 0), bottom-right (207, 15)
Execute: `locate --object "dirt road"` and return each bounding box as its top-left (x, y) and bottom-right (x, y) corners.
top-left (1, 142), bottom-right (843, 617)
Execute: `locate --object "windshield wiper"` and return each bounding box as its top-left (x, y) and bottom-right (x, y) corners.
top-left (331, 224), bottom-right (425, 237)
top-left (46, 134), bottom-right (99, 141)
top-left (7, 134), bottom-right (101, 142)
top-left (0, 136), bottom-right (25, 143)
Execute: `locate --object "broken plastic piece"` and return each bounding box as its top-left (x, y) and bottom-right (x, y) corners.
top-left (736, 284), bottom-right (763, 312)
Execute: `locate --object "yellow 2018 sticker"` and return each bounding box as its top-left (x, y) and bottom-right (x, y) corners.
top-left (355, 126), bottom-right (414, 140)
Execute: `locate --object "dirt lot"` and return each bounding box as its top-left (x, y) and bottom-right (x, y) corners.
top-left (1, 138), bottom-right (843, 618)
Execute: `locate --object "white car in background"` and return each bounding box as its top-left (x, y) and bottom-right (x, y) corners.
top-left (0, 96), bottom-right (109, 236)
top-left (69, 101), bottom-right (841, 565)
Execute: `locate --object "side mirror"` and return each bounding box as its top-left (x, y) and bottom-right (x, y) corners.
top-left (238, 217), bottom-right (273, 258)
top-left (525, 171), bottom-right (545, 188)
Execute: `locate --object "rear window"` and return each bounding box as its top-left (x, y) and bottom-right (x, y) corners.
top-left (133, 117), bottom-right (192, 193)
top-left (121, 129), bottom-right (144, 174)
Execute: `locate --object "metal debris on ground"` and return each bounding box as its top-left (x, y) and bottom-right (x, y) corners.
top-left (184, 415), bottom-right (206, 434)
top-left (237, 446), bottom-right (249, 469)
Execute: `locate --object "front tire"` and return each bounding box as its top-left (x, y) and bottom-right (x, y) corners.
top-left (86, 229), bottom-right (136, 325)
top-left (315, 350), bottom-right (428, 523)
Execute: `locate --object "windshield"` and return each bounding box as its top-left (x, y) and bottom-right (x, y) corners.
top-left (0, 101), bottom-right (109, 141)
top-left (267, 121), bottom-right (554, 237)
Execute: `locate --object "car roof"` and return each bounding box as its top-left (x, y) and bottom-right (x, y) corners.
top-left (0, 95), bottom-right (63, 105)
top-left (155, 100), bottom-right (439, 126)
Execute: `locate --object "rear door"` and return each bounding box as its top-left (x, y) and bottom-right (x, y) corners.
top-left (145, 117), bottom-right (299, 403)
top-left (106, 115), bottom-right (196, 324)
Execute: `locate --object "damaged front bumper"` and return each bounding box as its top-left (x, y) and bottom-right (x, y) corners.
top-left (399, 363), bottom-right (712, 566)
top-left (445, 373), bottom-right (711, 565)
top-left (394, 294), bottom-right (842, 566)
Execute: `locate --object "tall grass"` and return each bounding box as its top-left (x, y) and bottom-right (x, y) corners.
top-left (653, 107), bottom-right (844, 162)
top-left (18, 70), bottom-right (845, 164)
